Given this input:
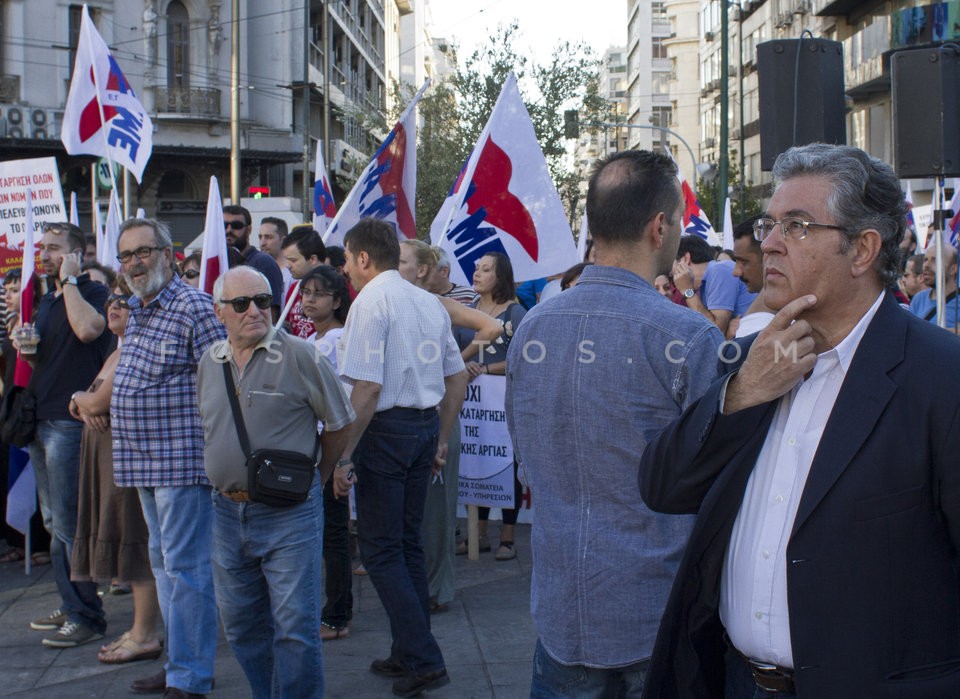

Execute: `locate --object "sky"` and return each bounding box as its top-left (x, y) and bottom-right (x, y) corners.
top-left (427, 0), bottom-right (628, 64)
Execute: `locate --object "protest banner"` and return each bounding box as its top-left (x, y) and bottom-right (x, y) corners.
top-left (0, 157), bottom-right (66, 274)
top-left (457, 374), bottom-right (516, 509)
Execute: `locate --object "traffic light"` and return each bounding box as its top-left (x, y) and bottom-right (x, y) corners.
top-left (563, 110), bottom-right (579, 139)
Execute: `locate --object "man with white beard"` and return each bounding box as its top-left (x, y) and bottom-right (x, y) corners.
top-left (111, 219), bottom-right (225, 699)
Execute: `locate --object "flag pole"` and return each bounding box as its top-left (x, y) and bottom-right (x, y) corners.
top-left (81, 6), bottom-right (120, 202)
top-left (275, 280), bottom-right (300, 329)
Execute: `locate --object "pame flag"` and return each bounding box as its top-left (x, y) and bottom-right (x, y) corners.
top-left (62, 4), bottom-right (153, 182)
top-left (313, 140), bottom-right (337, 236)
top-left (672, 154), bottom-right (719, 246)
top-left (323, 81), bottom-right (428, 246)
top-left (430, 72), bottom-right (578, 285)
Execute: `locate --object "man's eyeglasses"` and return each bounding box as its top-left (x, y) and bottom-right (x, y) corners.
top-left (116, 246), bottom-right (162, 264)
top-left (219, 293), bottom-right (273, 313)
top-left (753, 217), bottom-right (849, 242)
top-left (181, 269), bottom-right (200, 279)
top-left (224, 220), bottom-right (247, 231)
top-left (300, 288), bottom-right (333, 299)
top-left (107, 294), bottom-right (131, 309)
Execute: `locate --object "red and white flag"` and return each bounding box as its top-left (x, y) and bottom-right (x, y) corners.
top-left (13, 190), bottom-right (37, 387)
top-left (672, 153), bottom-right (719, 246)
top-left (323, 81), bottom-right (428, 247)
top-left (98, 189), bottom-right (121, 270)
top-left (61, 4), bottom-right (153, 182)
top-left (199, 176), bottom-right (228, 295)
top-left (430, 72), bottom-right (578, 284)
top-left (313, 140), bottom-right (337, 236)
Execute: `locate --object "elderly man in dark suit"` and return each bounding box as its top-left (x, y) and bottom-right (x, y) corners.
top-left (639, 143), bottom-right (960, 699)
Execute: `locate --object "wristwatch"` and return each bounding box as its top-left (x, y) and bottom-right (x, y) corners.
top-left (682, 288), bottom-right (695, 299)
top-left (62, 275), bottom-right (78, 286)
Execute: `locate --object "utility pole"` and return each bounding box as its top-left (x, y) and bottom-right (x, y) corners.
top-left (230, 0), bottom-right (241, 204)
top-left (302, 1), bottom-right (311, 219)
top-left (719, 0), bottom-right (729, 225)
top-left (323, 1), bottom-right (331, 172)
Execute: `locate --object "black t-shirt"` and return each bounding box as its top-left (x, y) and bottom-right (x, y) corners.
top-left (33, 276), bottom-right (114, 421)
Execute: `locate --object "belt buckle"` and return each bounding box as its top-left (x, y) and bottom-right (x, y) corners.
top-left (748, 660), bottom-right (795, 694)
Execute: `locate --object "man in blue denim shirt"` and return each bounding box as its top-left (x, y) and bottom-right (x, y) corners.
top-left (506, 150), bottom-right (724, 697)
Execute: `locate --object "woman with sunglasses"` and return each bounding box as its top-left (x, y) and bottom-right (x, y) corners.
top-left (298, 265), bottom-right (356, 641)
top-left (69, 282), bottom-right (162, 664)
top-left (179, 252), bottom-right (201, 288)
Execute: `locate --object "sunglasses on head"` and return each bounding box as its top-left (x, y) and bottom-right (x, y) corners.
top-left (181, 269), bottom-right (200, 279)
top-left (224, 220), bottom-right (247, 231)
top-left (107, 293), bottom-right (131, 309)
top-left (219, 293), bottom-right (273, 313)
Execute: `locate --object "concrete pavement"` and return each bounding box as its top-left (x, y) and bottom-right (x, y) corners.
top-left (0, 522), bottom-right (536, 698)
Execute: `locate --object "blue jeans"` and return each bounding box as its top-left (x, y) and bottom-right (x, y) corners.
top-left (724, 647), bottom-right (796, 699)
top-left (530, 640), bottom-right (648, 698)
top-left (212, 479), bottom-right (325, 699)
top-left (30, 420), bottom-right (104, 632)
top-left (322, 478), bottom-right (352, 629)
top-left (138, 485), bottom-right (216, 695)
top-left (355, 407), bottom-right (444, 675)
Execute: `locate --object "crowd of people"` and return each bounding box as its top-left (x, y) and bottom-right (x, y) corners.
top-left (2, 140), bottom-right (960, 699)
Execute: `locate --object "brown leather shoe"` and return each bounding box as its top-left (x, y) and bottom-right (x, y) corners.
top-left (370, 656), bottom-right (406, 678)
top-left (392, 667), bottom-right (450, 697)
top-left (130, 669), bottom-right (166, 694)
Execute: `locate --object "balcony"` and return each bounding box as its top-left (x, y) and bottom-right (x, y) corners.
top-left (0, 75), bottom-right (20, 103)
top-left (155, 87), bottom-right (221, 117)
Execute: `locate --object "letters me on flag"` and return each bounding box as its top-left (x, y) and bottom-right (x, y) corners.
top-left (61, 4), bottom-right (153, 182)
top-left (430, 72), bottom-right (578, 285)
top-left (322, 81), bottom-right (429, 247)
top-left (313, 140), bottom-right (337, 236)
top-left (199, 176), bottom-right (228, 295)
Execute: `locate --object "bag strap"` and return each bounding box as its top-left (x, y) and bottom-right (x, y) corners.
top-left (222, 361), bottom-right (252, 457)
top-left (924, 289), bottom-right (959, 321)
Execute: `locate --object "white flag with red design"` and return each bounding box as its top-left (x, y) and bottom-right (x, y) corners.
top-left (61, 4), bottom-right (153, 182)
top-left (430, 72), bottom-right (578, 285)
top-left (199, 176), bottom-right (228, 295)
top-left (323, 81), bottom-right (428, 247)
top-left (313, 141), bottom-right (337, 236)
top-left (98, 189), bottom-right (121, 271)
top-left (672, 153), bottom-right (719, 246)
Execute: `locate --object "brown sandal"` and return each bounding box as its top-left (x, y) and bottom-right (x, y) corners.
top-left (320, 622), bottom-right (350, 641)
top-left (98, 633), bottom-right (163, 664)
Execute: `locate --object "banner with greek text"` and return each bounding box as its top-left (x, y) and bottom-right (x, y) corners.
top-left (0, 157), bottom-right (66, 274)
top-left (457, 374), bottom-right (515, 508)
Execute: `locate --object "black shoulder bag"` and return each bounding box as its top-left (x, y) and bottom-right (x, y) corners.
top-left (222, 362), bottom-right (316, 507)
top-left (0, 371), bottom-right (37, 448)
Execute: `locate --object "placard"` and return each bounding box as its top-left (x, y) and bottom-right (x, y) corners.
top-left (457, 374), bottom-right (515, 508)
top-left (0, 157), bottom-right (67, 274)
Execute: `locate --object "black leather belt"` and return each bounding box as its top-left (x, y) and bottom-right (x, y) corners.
top-left (746, 659), bottom-right (795, 694)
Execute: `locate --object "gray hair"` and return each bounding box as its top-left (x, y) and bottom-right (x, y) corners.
top-left (212, 266), bottom-right (271, 306)
top-left (772, 144), bottom-right (907, 285)
top-left (118, 218), bottom-right (173, 250)
top-left (435, 246), bottom-right (451, 271)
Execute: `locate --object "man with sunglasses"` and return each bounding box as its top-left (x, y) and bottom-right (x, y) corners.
top-left (639, 144), bottom-right (960, 698)
top-left (222, 205), bottom-right (284, 322)
top-left (24, 221), bottom-right (112, 648)
top-left (196, 266), bottom-right (354, 698)
top-left (111, 218), bottom-right (225, 698)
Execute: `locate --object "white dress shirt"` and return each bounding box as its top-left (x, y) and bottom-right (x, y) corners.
top-left (719, 292), bottom-right (884, 668)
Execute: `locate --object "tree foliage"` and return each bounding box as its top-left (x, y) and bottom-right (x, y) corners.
top-left (696, 150), bottom-right (764, 235)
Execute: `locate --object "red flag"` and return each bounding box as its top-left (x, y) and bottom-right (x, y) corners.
top-left (199, 176), bottom-right (228, 295)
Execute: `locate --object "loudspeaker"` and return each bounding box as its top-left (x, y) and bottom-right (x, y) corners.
top-left (892, 47), bottom-right (960, 178)
top-left (758, 38), bottom-right (846, 171)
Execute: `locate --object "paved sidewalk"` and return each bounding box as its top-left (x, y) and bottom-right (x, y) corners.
top-left (0, 522), bottom-right (535, 698)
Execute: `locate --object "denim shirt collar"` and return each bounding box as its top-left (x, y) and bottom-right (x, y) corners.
top-left (575, 264), bottom-right (655, 293)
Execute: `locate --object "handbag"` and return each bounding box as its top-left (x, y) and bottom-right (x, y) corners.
top-left (0, 383), bottom-right (37, 448)
top-left (222, 362), bottom-right (316, 507)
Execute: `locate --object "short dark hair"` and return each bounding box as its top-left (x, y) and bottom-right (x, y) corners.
top-left (772, 144), bottom-right (908, 285)
top-left (282, 226), bottom-right (326, 262)
top-left (479, 251), bottom-right (516, 304)
top-left (41, 222), bottom-right (86, 253)
top-left (586, 150), bottom-right (682, 244)
top-left (906, 253), bottom-right (925, 276)
top-left (222, 204), bottom-right (251, 226)
top-left (561, 262), bottom-right (593, 290)
top-left (301, 264), bottom-right (351, 324)
top-left (676, 235), bottom-right (714, 263)
top-left (261, 216), bottom-right (288, 238)
top-left (85, 234), bottom-right (97, 248)
top-left (733, 215), bottom-right (762, 251)
top-left (81, 260), bottom-right (117, 288)
top-left (325, 245), bottom-right (346, 268)
top-left (343, 218), bottom-right (400, 271)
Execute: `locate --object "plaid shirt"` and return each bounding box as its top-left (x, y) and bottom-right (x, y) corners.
top-left (112, 274), bottom-right (226, 487)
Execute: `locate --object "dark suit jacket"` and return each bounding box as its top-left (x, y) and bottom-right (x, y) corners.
top-left (639, 294), bottom-right (960, 698)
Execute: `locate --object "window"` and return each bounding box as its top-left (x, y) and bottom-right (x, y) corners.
top-left (652, 1), bottom-right (667, 21)
top-left (652, 105), bottom-right (672, 128)
top-left (652, 37), bottom-right (668, 59)
top-left (166, 0), bottom-right (190, 89)
top-left (651, 72), bottom-right (670, 96)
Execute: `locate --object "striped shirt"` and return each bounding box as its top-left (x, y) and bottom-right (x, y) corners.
top-left (112, 274), bottom-right (226, 487)
top-left (337, 270), bottom-right (464, 412)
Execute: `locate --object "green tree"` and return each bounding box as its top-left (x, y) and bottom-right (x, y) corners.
top-left (696, 149), bottom-right (763, 236)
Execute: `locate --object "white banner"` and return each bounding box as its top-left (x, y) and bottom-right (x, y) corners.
top-left (457, 374), bottom-right (515, 508)
top-left (0, 157), bottom-right (66, 272)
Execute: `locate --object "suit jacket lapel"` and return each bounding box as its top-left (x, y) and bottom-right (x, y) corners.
top-left (792, 294), bottom-right (906, 534)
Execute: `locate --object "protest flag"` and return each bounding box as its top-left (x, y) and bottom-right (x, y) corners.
top-left (93, 196), bottom-right (104, 255)
top-left (322, 81), bottom-right (429, 246)
top-left (722, 197), bottom-right (734, 250)
top-left (98, 189), bottom-right (121, 271)
top-left (199, 176), bottom-right (228, 295)
top-left (576, 211), bottom-right (589, 262)
top-left (429, 72), bottom-right (578, 284)
top-left (671, 153), bottom-right (720, 246)
top-left (69, 192), bottom-right (79, 226)
top-left (312, 141), bottom-right (337, 236)
top-left (12, 190), bottom-right (36, 388)
top-left (61, 4), bottom-right (153, 183)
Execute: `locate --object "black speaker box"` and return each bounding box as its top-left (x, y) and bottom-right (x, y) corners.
top-left (758, 38), bottom-right (846, 171)
top-left (892, 47), bottom-right (960, 178)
